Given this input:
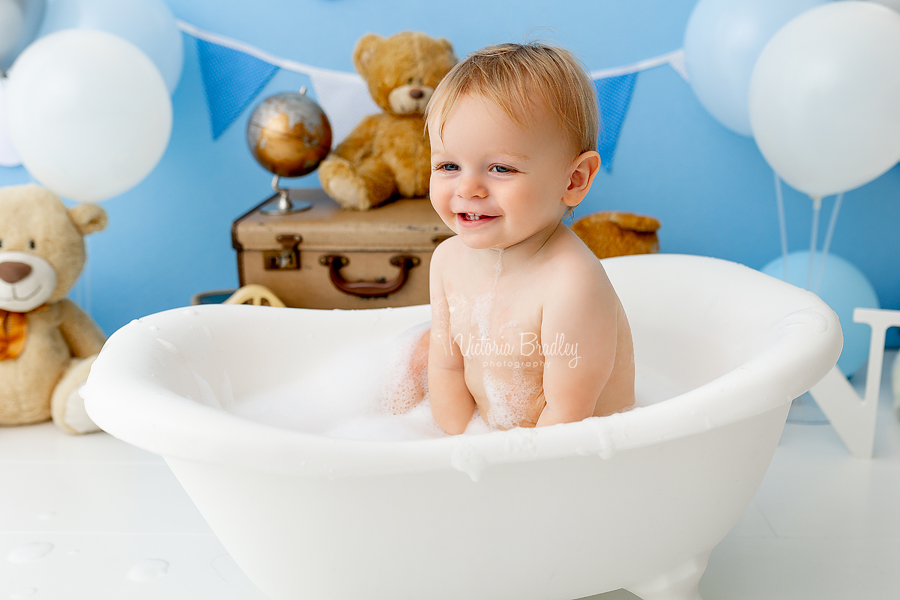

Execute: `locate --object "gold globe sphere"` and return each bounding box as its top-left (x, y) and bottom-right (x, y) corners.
top-left (246, 90), bottom-right (332, 178)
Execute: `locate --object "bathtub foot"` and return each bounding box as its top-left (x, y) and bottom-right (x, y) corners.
top-left (625, 552), bottom-right (709, 600)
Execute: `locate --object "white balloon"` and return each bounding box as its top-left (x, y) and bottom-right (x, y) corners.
top-left (0, 78), bottom-right (21, 166)
top-left (748, 2), bottom-right (900, 198)
top-left (5, 29), bottom-right (172, 202)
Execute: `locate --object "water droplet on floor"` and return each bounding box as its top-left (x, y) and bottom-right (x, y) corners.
top-left (8, 542), bottom-right (53, 564)
top-left (37, 512), bottom-right (57, 521)
top-left (127, 558), bottom-right (169, 582)
top-left (10, 587), bottom-right (37, 599)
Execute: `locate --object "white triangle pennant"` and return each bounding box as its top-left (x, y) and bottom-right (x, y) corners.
top-left (307, 71), bottom-right (381, 146)
top-left (667, 49), bottom-right (689, 82)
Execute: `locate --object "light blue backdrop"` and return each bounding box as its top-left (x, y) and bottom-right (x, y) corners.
top-left (1, 0), bottom-right (898, 341)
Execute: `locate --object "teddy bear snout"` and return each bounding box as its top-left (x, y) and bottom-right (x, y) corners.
top-left (387, 84), bottom-right (435, 115)
top-left (0, 261), bottom-right (32, 284)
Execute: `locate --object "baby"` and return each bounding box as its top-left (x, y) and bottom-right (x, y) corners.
top-left (392, 42), bottom-right (635, 434)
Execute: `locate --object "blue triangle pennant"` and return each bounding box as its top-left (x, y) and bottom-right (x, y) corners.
top-left (196, 39), bottom-right (280, 139)
top-left (594, 72), bottom-right (638, 172)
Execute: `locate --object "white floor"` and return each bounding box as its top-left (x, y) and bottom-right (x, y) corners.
top-left (2, 355), bottom-right (899, 600)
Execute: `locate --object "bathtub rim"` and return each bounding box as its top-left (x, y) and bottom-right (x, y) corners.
top-left (84, 254), bottom-right (843, 479)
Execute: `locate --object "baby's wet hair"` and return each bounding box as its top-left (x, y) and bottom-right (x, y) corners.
top-left (425, 41), bottom-right (600, 158)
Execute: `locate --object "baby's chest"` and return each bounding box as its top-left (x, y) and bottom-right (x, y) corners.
top-left (447, 293), bottom-right (543, 361)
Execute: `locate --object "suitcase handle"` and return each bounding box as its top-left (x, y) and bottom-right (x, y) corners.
top-left (319, 254), bottom-right (421, 298)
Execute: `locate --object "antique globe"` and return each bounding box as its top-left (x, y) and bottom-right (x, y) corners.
top-left (246, 88), bottom-right (332, 214)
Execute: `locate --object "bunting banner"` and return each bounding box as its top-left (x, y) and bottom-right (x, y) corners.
top-left (180, 21), bottom-right (689, 173)
top-left (0, 20), bottom-right (689, 171)
top-left (178, 20), bottom-right (380, 144)
top-left (590, 50), bottom-right (687, 172)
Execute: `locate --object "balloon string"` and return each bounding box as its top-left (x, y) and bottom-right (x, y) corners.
top-left (775, 173), bottom-right (789, 282)
top-left (815, 192), bottom-right (843, 295)
top-left (807, 196), bottom-right (822, 291)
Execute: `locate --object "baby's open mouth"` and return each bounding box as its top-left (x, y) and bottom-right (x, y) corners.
top-left (459, 212), bottom-right (496, 222)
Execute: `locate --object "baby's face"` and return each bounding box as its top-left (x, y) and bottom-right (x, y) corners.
top-left (428, 94), bottom-right (576, 251)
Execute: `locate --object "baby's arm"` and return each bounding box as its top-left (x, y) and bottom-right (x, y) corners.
top-left (536, 262), bottom-right (619, 427)
top-left (428, 243), bottom-right (476, 434)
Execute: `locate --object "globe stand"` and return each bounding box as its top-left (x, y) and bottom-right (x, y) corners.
top-left (260, 175), bottom-right (313, 215)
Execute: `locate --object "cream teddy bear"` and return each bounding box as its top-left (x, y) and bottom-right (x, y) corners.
top-left (0, 184), bottom-right (107, 434)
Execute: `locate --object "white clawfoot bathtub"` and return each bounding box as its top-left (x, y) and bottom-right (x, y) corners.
top-left (84, 254), bottom-right (841, 600)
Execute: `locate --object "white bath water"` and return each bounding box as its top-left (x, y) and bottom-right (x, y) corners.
top-left (230, 249), bottom-right (664, 441)
top-left (231, 322), bottom-right (494, 441)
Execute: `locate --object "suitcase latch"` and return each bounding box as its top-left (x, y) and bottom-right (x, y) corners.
top-left (264, 235), bottom-right (302, 270)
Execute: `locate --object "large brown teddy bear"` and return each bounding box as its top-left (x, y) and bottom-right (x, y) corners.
top-left (318, 31), bottom-right (456, 211)
top-left (0, 184), bottom-right (108, 434)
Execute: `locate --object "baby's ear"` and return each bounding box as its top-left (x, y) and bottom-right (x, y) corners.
top-left (563, 151), bottom-right (601, 207)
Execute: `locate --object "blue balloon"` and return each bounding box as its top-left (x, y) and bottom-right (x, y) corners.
top-left (0, 0), bottom-right (46, 73)
top-left (761, 251), bottom-right (879, 376)
top-left (684, 0), bottom-right (828, 136)
top-left (37, 0), bottom-right (183, 94)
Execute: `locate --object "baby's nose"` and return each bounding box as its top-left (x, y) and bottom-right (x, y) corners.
top-left (457, 173), bottom-right (488, 199)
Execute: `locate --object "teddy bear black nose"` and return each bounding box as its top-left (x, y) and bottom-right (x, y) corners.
top-left (409, 88), bottom-right (424, 99)
top-left (0, 262), bottom-right (32, 284)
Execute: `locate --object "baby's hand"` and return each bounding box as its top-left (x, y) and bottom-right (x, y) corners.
top-left (383, 326), bottom-right (430, 415)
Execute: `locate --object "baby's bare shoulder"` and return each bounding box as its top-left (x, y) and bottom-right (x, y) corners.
top-left (547, 234), bottom-right (612, 287)
top-left (537, 238), bottom-right (620, 320)
top-left (431, 235), bottom-right (465, 270)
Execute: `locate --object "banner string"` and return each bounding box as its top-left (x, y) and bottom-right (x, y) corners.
top-left (177, 20), bottom-right (361, 82)
top-left (178, 19), bottom-right (685, 85)
top-left (590, 49), bottom-right (687, 81)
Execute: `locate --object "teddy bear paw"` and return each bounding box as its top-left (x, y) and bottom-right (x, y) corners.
top-left (51, 356), bottom-right (102, 435)
top-left (320, 156), bottom-right (373, 210)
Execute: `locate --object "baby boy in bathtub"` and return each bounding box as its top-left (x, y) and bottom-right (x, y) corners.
top-left (389, 42), bottom-right (635, 434)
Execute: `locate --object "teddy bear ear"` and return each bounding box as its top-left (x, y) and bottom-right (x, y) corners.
top-left (437, 38), bottom-right (458, 64)
top-left (68, 203), bottom-right (109, 236)
top-left (353, 33), bottom-right (384, 78)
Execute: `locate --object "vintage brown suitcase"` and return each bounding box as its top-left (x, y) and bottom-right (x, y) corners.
top-left (232, 188), bottom-right (454, 309)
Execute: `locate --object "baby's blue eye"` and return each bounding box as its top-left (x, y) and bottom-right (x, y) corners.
top-left (436, 163), bottom-right (459, 172)
top-left (491, 165), bottom-right (513, 173)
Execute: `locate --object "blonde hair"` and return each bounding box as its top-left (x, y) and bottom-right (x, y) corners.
top-left (425, 42), bottom-right (599, 156)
